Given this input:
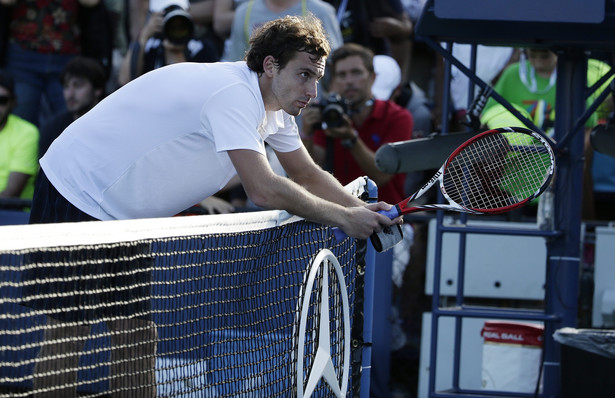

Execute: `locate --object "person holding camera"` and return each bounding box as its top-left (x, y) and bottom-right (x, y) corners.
top-left (117, 1), bottom-right (219, 86)
top-left (302, 42), bottom-right (413, 205)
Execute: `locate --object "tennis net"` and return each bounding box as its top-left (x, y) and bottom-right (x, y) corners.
top-left (0, 180), bottom-right (372, 397)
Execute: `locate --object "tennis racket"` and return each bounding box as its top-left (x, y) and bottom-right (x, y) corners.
top-left (338, 126), bottom-right (556, 251)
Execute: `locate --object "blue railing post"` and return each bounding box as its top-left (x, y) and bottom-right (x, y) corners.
top-left (541, 50), bottom-right (587, 398)
top-left (360, 179), bottom-right (380, 397)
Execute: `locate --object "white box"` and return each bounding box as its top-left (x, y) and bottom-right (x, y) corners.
top-left (426, 218), bottom-right (547, 300)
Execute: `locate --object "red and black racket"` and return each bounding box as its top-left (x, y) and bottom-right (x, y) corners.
top-left (381, 126), bottom-right (556, 219)
top-left (336, 127), bottom-right (556, 251)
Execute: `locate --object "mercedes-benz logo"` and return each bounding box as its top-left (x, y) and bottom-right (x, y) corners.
top-left (295, 249), bottom-right (351, 398)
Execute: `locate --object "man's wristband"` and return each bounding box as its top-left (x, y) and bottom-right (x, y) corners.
top-left (341, 129), bottom-right (359, 149)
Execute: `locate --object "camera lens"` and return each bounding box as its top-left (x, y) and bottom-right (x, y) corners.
top-left (321, 93), bottom-right (348, 129)
top-left (163, 6), bottom-right (194, 45)
top-left (322, 104), bottom-right (346, 129)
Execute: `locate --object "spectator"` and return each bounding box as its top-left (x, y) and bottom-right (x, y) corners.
top-left (118, 1), bottom-right (218, 86)
top-left (221, 0), bottom-right (343, 62)
top-left (480, 48), bottom-right (558, 134)
top-left (0, 0), bottom-right (113, 126)
top-left (39, 56), bottom-right (107, 158)
top-left (0, 70), bottom-right (39, 199)
top-left (326, 0), bottom-right (413, 83)
top-left (481, 48), bottom-right (613, 134)
top-left (129, 0), bottom-right (222, 57)
top-left (302, 43), bottom-right (413, 205)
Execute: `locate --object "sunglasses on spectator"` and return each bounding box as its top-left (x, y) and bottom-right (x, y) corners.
top-left (0, 95), bottom-right (12, 105)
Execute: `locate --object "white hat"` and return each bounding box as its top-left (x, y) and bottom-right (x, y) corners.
top-left (372, 55), bottom-right (402, 100)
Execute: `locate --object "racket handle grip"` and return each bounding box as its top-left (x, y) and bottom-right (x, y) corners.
top-left (332, 206), bottom-right (403, 252)
top-left (379, 205), bottom-right (401, 219)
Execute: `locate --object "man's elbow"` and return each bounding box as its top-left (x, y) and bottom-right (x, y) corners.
top-left (244, 185), bottom-right (279, 210)
top-left (248, 193), bottom-right (272, 210)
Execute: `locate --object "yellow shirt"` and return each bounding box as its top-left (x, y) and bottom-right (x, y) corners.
top-left (0, 114), bottom-right (39, 199)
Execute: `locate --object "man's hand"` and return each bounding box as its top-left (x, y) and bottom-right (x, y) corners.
top-left (338, 202), bottom-right (399, 240)
top-left (365, 201), bottom-right (404, 224)
top-left (323, 114), bottom-right (356, 140)
top-left (139, 12), bottom-right (163, 45)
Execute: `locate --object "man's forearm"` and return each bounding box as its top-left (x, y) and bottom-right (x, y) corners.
top-left (250, 172), bottom-right (350, 229)
top-left (252, 172), bottom-right (395, 240)
top-left (275, 146), bottom-right (365, 207)
top-left (230, 149), bottom-right (351, 227)
top-left (230, 148), bottom-right (392, 239)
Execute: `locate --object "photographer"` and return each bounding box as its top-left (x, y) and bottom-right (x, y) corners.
top-left (117, 1), bottom-right (218, 86)
top-left (302, 43), bottom-right (413, 205)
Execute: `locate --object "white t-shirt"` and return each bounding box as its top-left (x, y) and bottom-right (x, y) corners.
top-left (41, 61), bottom-right (302, 220)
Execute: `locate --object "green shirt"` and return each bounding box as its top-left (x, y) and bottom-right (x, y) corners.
top-left (0, 114), bottom-right (39, 199)
top-left (482, 58), bottom-right (613, 132)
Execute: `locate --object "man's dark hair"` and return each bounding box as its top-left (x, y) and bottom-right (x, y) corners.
top-left (245, 14), bottom-right (330, 74)
top-left (329, 43), bottom-right (375, 75)
top-left (60, 56), bottom-right (107, 92)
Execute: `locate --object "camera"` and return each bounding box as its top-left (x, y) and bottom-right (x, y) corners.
top-left (162, 4), bottom-right (194, 45)
top-left (317, 93), bottom-right (350, 129)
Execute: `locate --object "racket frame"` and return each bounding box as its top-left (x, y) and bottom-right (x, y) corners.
top-left (391, 127), bottom-right (556, 217)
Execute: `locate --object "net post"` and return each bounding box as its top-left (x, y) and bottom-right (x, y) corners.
top-left (357, 178), bottom-right (379, 398)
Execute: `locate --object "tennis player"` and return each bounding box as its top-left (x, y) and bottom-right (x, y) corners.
top-left (32, 14), bottom-right (397, 238)
top-left (28, 14), bottom-right (399, 396)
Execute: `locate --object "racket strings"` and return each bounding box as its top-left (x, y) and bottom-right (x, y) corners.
top-left (443, 132), bottom-right (552, 210)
